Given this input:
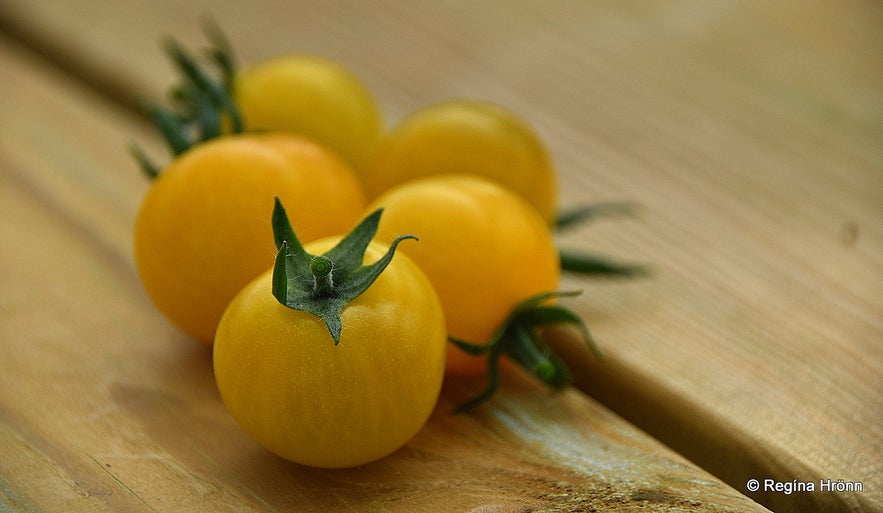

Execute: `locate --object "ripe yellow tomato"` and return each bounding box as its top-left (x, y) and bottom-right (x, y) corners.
top-left (366, 174), bottom-right (560, 376)
top-left (363, 100), bottom-right (558, 223)
top-left (213, 238), bottom-right (446, 468)
top-left (233, 55), bottom-right (383, 170)
top-left (133, 133), bottom-right (366, 344)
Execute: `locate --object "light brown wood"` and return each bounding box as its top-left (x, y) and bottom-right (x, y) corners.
top-left (1, 0), bottom-right (881, 512)
top-left (0, 30), bottom-right (768, 513)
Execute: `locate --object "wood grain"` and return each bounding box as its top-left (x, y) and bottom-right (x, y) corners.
top-left (1, 0), bottom-right (881, 512)
top-left (0, 28), bottom-right (770, 513)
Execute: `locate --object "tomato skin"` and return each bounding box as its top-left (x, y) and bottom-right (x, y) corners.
top-left (133, 133), bottom-right (366, 344)
top-left (363, 100), bottom-right (558, 223)
top-left (233, 55), bottom-right (383, 170)
top-left (366, 174), bottom-right (560, 376)
top-left (213, 239), bottom-right (446, 468)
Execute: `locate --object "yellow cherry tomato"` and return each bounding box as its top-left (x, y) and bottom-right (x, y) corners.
top-left (233, 55), bottom-right (383, 170)
top-left (366, 174), bottom-right (560, 376)
top-left (133, 133), bottom-right (366, 344)
top-left (213, 238), bottom-right (446, 468)
top-left (363, 100), bottom-right (558, 223)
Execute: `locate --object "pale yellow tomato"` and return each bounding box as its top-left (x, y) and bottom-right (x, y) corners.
top-left (133, 133), bottom-right (366, 343)
top-left (233, 55), bottom-right (383, 170)
top-left (363, 100), bottom-right (558, 223)
top-left (213, 238), bottom-right (446, 468)
top-left (366, 174), bottom-right (560, 375)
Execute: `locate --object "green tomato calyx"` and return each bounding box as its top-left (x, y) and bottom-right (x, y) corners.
top-left (271, 198), bottom-right (416, 344)
top-left (131, 23), bottom-right (242, 178)
top-left (449, 290), bottom-right (601, 412)
top-left (555, 201), bottom-right (650, 277)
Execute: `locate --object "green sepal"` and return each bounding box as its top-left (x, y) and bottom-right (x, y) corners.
top-left (516, 304), bottom-right (601, 357)
top-left (450, 346), bottom-right (503, 413)
top-left (129, 143), bottom-right (160, 180)
top-left (144, 103), bottom-right (191, 156)
top-left (555, 201), bottom-right (650, 276)
top-left (450, 290), bottom-right (599, 412)
top-left (192, 90), bottom-right (222, 142)
top-left (132, 25), bottom-right (242, 178)
top-left (505, 324), bottom-right (571, 388)
top-left (163, 38), bottom-right (243, 134)
top-left (556, 201), bottom-right (639, 232)
top-left (200, 17), bottom-right (236, 91)
top-left (558, 249), bottom-right (650, 277)
top-left (270, 198), bottom-right (416, 344)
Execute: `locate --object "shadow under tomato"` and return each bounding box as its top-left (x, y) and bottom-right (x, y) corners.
top-left (110, 334), bottom-right (547, 512)
top-left (216, 373), bottom-right (545, 512)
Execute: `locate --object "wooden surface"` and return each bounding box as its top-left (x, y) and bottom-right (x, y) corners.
top-left (1, 1), bottom-right (881, 512)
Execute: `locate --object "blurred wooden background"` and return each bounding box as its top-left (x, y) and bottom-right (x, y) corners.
top-left (1, 1), bottom-right (880, 512)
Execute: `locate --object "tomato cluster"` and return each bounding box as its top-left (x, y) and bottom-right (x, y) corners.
top-left (131, 29), bottom-right (639, 468)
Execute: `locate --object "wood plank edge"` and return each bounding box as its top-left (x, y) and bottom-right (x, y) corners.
top-left (0, 3), bottom-right (145, 118)
top-left (545, 328), bottom-right (877, 513)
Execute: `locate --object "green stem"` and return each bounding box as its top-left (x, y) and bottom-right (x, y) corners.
top-left (504, 324), bottom-right (570, 388)
top-left (310, 256), bottom-right (335, 296)
top-left (508, 325), bottom-right (554, 381)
